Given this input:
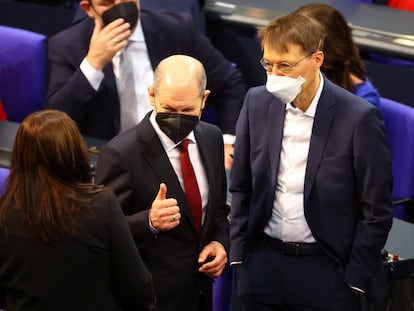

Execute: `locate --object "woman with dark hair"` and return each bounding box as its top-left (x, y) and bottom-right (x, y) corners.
top-left (295, 3), bottom-right (381, 106)
top-left (0, 110), bottom-right (156, 311)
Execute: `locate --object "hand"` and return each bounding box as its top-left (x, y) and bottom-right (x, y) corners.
top-left (86, 18), bottom-right (131, 71)
top-left (198, 241), bottom-right (228, 278)
top-left (224, 143), bottom-right (234, 170)
top-left (149, 183), bottom-right (181, 231)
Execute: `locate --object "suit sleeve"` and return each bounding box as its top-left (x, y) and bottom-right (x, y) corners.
top-left (46, 31), bottom-right (100, 124)
top-left (95, 145), bottom-right (135, 209)
top-left (229, 93), bottom-right (253, 263)
top-left (210, 131), bottom-right (230, 252)
top-left (345, 107), bottom-right (393, 296)
top-left (95, 144), bottom-right (157, 244)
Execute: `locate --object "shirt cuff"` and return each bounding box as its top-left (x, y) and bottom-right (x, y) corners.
top-left (348, 284), bottom-right (365, 294)
top-left (80, 58), bottom-right (104, 91)
top-left (223, 134), bottom-right (236, 145)
top-left (148, 213), bottom-right (159, 235)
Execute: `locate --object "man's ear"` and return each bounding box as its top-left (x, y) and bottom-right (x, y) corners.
top-left (314, 51), bottom-right (324, 71)
top-left (201, 90), bottom-right (211, 109)
top-left (79, 0), bottom-right (94, 18)
top-left (148, 86), bottom-right (156, 107)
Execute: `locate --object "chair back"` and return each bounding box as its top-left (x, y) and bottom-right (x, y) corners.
top-left (0, 167), bottom-right (9, 197)
top-left (0, 25), bottom-right (46, 122)
top-left (378, 97), bottom-right (414, 217)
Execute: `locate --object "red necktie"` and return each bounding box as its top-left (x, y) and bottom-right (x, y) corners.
top-left (178, 139), bottom-right (202, 234)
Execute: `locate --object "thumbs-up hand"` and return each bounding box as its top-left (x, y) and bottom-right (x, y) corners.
top-left (149, 183), bottom-right (181, 231)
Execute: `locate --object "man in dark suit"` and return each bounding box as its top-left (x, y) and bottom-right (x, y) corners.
top-left (94, 55), bottom-right (229, 311)
top-left (229, 13), bottom-right (394, 311)
top-left (46, 0), bottom-right (245, 168)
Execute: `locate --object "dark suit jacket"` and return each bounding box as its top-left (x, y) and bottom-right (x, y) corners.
top-left (229, 77), bottom-right (394, 303)
top-left (0, 190), bottom-right (155, 311)
top-left (94, 115), bottom-right (229, 311)
top-left (46, 10), bottom-right (245, 140)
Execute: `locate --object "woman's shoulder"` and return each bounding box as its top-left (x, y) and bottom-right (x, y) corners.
top-left (89, 189), bottom-right (118, 211)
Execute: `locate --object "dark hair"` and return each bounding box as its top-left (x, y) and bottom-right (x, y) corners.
top-left (295, 3), bottom-right (367, 92)
top-left (0, 110), bottom-right (104, 242)
top-left (257, 13), bottom-right (325, 56)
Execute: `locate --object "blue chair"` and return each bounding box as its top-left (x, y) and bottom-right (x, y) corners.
top-left (378, 97), bottom-right (414, 220)
top-left (0, 167), bottom-right (9, 196)
top-left (0, 25), bottom-right (47, 122)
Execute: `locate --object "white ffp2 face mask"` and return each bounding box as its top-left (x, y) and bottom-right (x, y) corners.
top-left (266, 74), bottom-right (306, 104)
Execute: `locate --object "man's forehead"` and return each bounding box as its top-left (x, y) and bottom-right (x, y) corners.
top-left (263, 44), bottom-right (302, 58)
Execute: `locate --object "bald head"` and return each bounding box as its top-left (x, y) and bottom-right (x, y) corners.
top-left (148, 55), bottom-right (210, 119)
top-left (152, 55), bottom-right (207, 98)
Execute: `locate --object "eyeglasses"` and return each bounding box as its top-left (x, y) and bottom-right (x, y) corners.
top-left (260, 51), bottom-right (315, 74)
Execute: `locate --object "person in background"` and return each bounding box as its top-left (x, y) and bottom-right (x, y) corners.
top-left (230, 13), bottom-right (393, 311)
top-left (0, 110), bottom-right (156, 311)
top-left (388, 0), bottom-right (414, 11)
top-left (295, 3), bottom-right (381, 107)
top-left (46, 0), bottom-right (245, 169)
top-left (0, 99), bottom-right (6, 120)
top-left (94, 54), bottom-right (229, 311)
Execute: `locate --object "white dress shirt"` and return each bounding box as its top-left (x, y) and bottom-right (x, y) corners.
top-left (80, 20), bottom-right (154, 129)
top-left (264, 74), bottom-right (324, 243)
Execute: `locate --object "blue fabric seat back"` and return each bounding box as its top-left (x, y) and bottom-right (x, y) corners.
top-left (378, 97), bottom-right (414, 218)
top-left (0, 167), bottom-right (9, 196)
top-left (0, 25), bottom-right (46, 122)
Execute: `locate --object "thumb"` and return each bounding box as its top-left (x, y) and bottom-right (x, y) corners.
top-left (155, 183), bottom-right (167, 201)
top-left (198, 248), bottom-right (210, 264)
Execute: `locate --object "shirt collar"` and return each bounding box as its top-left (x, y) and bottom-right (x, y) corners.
top-left (285, 72), bottom-right (324, 117)
top-left (129, 19), bottom-right (144, 42)
top-left (149, 112), bottom-right (196, 151)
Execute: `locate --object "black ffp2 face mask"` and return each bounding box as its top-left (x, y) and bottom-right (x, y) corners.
top-left (156, 113), bottom-right (200, 144)
top-left (102, 2), bottom-right (139, 30)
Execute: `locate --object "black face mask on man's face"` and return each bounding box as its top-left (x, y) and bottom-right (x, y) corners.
top-left (156, 113), bottom-right (200, 144)
top-left (102, 1), bottom-right (139, 30)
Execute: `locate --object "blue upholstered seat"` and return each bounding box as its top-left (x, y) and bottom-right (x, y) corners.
top-left (0, 167), bottom-right (9, 196)
top-left (0, 25), bottom-right (47, 122)
top-left (378, 97), bottom-right (414, 219)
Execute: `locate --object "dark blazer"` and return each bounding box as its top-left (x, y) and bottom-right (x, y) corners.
top-left (46, 10), bottom-right (245, 140)
top-left (0, 190), bottom-right (156, 311)
top-left (94, 115), bottom-right (229, 311)
top-left (229, 77), bottom-right (394, 303)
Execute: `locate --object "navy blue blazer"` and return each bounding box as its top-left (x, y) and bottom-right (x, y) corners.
top-left (46, 10), bottom-right (245, 140)
top-left (229, 77), bottom-right (393, 302)
top-left (94, 115), bottom-right (229, 311)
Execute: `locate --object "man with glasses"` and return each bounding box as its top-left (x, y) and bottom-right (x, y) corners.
top-left (229, 13), bottom-right (393, 310)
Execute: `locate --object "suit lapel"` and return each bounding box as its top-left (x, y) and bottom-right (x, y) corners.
top-left (268, 98), bottom-right (286, 191)
top-left (304, 80), bottom-right (336, 204)
top-left (194, 124), bottom-right (216, 236)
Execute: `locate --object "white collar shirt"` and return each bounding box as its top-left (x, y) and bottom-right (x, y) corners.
top-left (80, 20), bottom-right (154, 130)
top-left (264, 73), bottom-right (324, 242)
